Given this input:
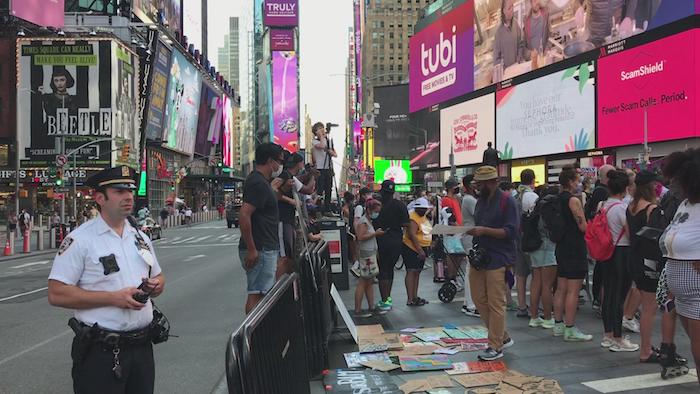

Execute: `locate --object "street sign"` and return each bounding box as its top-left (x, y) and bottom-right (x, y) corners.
top-left (53, 193), bottom-right (65, 200)
top-left (56, 154), bottom-right (68, 167)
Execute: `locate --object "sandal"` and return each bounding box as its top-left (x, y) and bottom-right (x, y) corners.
top-left (415, 297), bottom-right (428, 306)
top-left (407, 299), bottom-right (417, 306)
top-left (640, 351), bottom-right (661, 363)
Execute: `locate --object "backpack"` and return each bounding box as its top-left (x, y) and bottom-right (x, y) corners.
top-left (521, 208), bottom-right (543, 252)
top-left (17, 213), bottom-right (26, 227)
top-left (538, 194), bottom-right (567, 243)
top-left (585, 203), bottom-right (626, 261)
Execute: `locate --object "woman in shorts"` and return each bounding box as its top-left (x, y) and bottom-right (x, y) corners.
top-left (353, 199), bottom-right (384, 318)
top-left (528, 186), bottom-right (559, 329)
top-left (627, 171), bottom-right (666, 362)
top-left (402, 198), bottom-right (433, 306)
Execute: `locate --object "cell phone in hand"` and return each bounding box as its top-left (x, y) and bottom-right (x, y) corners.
top-left (133, 280), bottom-right (154, 303)
top-left (662, 299), bottom-right (675, 313)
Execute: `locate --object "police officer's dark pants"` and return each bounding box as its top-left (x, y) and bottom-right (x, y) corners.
top-left (72, 337), bottom-right (154, 394)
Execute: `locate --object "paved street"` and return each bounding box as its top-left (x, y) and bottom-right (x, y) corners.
top-left (0, 220), bottom-right (244, 394)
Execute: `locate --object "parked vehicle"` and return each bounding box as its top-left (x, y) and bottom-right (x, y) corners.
top-left (140, 217), bottom-right (162, 240)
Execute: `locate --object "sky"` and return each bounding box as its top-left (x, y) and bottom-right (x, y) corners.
top-left (207, 0), bottom-right (353, 177)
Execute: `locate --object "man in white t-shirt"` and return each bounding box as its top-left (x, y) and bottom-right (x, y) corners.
top-left (513, 169), bottom-right (538, 318)
top-left (461, 175), bottom-right (479, 317)
top-left (311, 122), bottom-right (336, 213)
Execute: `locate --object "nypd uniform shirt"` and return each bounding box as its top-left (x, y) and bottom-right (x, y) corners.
top-left (49, 214), bottom-right (162, 331)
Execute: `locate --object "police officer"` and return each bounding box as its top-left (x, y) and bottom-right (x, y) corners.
top-left (48, 166), bottom-right (165, 394)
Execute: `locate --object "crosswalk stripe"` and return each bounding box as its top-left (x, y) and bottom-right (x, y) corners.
top-left (194, 235), bottom-right (211, 242)
top-left (217, 234), bottom-right (228, 240)
top-left (169, 236), bottom-right (181, 243)
top-left (581, 370), bottom-right (697, 393)
top-left (171, 236), bottom-right (195, 244)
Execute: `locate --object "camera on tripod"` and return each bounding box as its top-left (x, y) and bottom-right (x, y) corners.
top-left (325, 122), bottom-right (339, 133)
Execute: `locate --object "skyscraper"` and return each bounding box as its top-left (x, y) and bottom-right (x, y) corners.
top-left (218, 34), bottom-right (230, 82)
top-left (362, 0), bottom-right (436, 110)
top-left (229, 17), bottom-right (240, 92)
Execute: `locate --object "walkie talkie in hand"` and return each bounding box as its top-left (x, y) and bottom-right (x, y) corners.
top-left (133, 279), bottom-right (155, 303)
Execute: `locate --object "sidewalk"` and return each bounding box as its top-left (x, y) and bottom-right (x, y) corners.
top-left (314, 261), bottom-right (697, 393)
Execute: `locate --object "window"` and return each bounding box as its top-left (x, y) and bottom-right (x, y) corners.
top-left (398, 24), bottom-right (403, 28)
top-left (398, 65), bottom-right (403, 72)
top-left (389, 43), bottom-right (394, 49)
top-left (380, 21), bottom-right (385, 28)
top-left (372, 32), bottom-right (378, 39)
top-left (398, 43), bottom-right (403, 49)
top-left (389, 65), bottom-right (394, 71)
top-left (389, 32), bottom-right (394, 39)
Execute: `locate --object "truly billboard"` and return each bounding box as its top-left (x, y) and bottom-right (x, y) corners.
top-left (162, 50), bottom-right (202, 156)
top-left (10, 0), bottom-right (64, 28)
top-left (440, 93), bottom-right (495, 167)
top-left (496, 62), bottom-right (595, 160)
top-left (597, 30), bottom-right (699, 148)
top-left (409, 0), bottom-right (474, 113)
top-left (272, 51), bottom-right (299, 152)
top-left (264, 0), bottom-right (299, 27)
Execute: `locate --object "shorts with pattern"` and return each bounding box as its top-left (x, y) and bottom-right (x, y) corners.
top-left (666, 260), bottom-right (700, 319)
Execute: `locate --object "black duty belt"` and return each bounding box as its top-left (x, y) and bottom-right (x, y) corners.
top-left (78, 321), bottom-right (151, 346)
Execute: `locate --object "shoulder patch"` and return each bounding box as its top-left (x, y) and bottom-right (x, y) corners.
top-left (58, 237), bottom-right (74, 256)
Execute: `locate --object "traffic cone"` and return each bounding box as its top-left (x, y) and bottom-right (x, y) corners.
top-left (3, 238), bottom-right (11, 256)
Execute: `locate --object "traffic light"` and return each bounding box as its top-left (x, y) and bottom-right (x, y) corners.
top-left (120, 144), bottom-right (130, 162)
top-left (56, 169), bottom-right (63, 186)
top-left (217, 161), bottom-right (223, 167)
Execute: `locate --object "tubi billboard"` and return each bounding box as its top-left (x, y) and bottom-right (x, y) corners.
top-left (409, 0), bottom-right (474, 113)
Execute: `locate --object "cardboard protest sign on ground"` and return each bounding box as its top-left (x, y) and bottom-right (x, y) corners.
top-left (398, 355), bottom-right (453, 371)
top-left (322, 369), bottom-right (401, 393)
top-left (343, 352), bottom-right (391, 368)
top-left (451, 371), bottom-right (505, 388)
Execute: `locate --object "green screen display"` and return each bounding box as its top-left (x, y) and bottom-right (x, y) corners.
top-left (374, 159), bottom-right (413, 185)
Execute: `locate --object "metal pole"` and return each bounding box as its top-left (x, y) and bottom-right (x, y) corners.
top-left (643, 108), bottom-right (650, 168)
top-left (60, 137), bottom-right (65, 224)
top-left (73, 154), bottom-right (77, 220)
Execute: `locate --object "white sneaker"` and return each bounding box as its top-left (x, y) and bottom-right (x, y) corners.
top-left (610, 336), bottom-right (639, 352)
top-left (350, 261), bottom-right (361, 278)
top-left (461, 306), bottom-right (480, 317)
top-left (622, 317), bottom-right (640, 333)
top-left (600, 336), bottom-right (615, 348)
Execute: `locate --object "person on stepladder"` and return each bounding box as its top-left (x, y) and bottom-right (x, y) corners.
top-left (311, 122), bottom-right (337, 214)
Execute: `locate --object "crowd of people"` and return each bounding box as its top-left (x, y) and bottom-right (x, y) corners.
top-left (236, 136), bottom-right (698, 379)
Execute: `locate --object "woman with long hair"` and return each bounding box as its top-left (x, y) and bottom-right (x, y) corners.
top-left (353, 199), bottom-right (384, 317)
top-left (627, 171), bottom-right (666, 362)
top-left (600, 170), bottom-right (639, 352)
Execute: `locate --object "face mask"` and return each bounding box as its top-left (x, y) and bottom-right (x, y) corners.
top-left (370, 212), bottom-right (379, 219)
top-left (272, 165), bottom-right (283, 178)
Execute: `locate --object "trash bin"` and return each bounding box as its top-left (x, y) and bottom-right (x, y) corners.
top-left (317, 217), bottom-right (349, 291)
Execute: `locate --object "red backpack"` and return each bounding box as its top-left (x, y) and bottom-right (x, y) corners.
top-left (585, 202), bottom-right (626, 261)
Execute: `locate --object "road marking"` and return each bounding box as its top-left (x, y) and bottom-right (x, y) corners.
top-left (11, 260), bottom-right (51, 269)
top-left (0, 287), bottom-right (49, 302)
top-left (171, 236), bottom-right (195, 244)
top-left (169, 236), bottom-right (182, 243)
top-left (581, 370), bottom-right (697, 392)
top-left (217, 234), bottom-right (228, 240)
top-left (158, 243), bottom-right (237, 249)
top-left (194, 235), bottom-right (211, 242)
top-left (184, 254), bottom-right (206, 262)
top-left (0, 329), bottom-right (72, 367)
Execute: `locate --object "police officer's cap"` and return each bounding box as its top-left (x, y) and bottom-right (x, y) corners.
top-left (86, 166), bottom-right (137, 190)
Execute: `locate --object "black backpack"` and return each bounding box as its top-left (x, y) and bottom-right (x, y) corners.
top-left (538, 194), bottom-right (567, 243)
top-left (521, 208), bottom-right (543, 252)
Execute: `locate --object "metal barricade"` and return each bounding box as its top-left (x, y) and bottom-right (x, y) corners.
top-left (225, 273), bottom-right (309, 394)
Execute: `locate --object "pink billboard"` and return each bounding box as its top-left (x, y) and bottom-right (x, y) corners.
top-left (11, 0), bottom-right (65, 28)
top-left (597, 30), bottom-right (699, 148)
top-left (409, 0), bottom-right (474, 113)
top-left (272, 51), bottom-right (299, 152)
top-left (264, 0), bottom-right (298, 27)
top-left (270, 29), bottom-right (294, 51)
